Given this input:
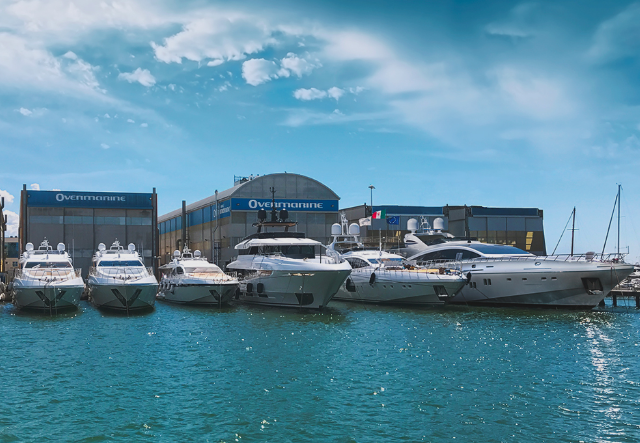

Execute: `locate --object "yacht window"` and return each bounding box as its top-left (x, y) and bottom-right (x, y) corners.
top-left (184, 267), bottom-right (222, 274)
top-left (258, 245), bottom-right (315, 259)
top-left (98, 260), bottom-right (144, 267)
top-left (368, 259), bottom-right (380, 264)
top-left (345, 258), bottom-right (369, 269)
top-left (25, 261), bottom-right (72, 268)
top-left (176, 267), bottom-right (184, 274)
top-left (416, 249), bottom-right (480, 262)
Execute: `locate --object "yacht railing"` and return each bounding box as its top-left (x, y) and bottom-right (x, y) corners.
top-left (350, 261), bottom-right (463, 278)
top-left (14, 268), bottom-right (82, 281)
top-left (89, 267), bottom-right (153, 282)
top-left (411, 253), bottom-right (626, 266)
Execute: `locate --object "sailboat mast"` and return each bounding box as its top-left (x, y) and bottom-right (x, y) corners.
top-left (617, 184), bottom-right (621, 256)
top-left (571, 207), bottom-right (575, 257)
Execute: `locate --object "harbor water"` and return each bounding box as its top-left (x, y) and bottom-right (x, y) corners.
top-left (1, 300), bottom-right (639, 442)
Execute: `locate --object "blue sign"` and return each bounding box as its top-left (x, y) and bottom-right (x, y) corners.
top-left (27, 190), bottom-right (154, 209)
top-left (231, 198), bottom-right (338, 212)
top-left (387, 216), bottom-right (400, 225)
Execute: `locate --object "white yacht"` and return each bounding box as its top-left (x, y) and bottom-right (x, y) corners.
top-left (11, 239), bottom-right (84, 311)
top-left (158, 247), bottom-right (238, 305)
top-left (226, 204), bottom-right (351, 309)
top-left (403, 219), bottom-right (636, 308)
top-left (328, 219), bottom-right (467, 305)
top-left (87, 241), bottom-right (158, 312)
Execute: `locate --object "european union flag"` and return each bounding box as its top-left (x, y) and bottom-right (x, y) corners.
top-left (387, 216), bottom-right (399, 225)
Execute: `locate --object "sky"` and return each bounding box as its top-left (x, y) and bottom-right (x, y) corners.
top-left (0, 0), bottom-right (639, 261)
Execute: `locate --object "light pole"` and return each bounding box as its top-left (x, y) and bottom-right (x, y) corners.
top-left (368, 185), bottom-right (375, 210)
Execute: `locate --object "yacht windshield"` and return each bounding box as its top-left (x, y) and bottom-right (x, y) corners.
top-left (467, 244), bottom-right (530, 255)
top-left (25, 262), bottom-right (72, 268)
top-left (99, 260), bottom-right (144, 267)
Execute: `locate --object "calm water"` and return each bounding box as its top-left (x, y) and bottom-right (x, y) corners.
top-left (1, 300), bottom-right (639, 442)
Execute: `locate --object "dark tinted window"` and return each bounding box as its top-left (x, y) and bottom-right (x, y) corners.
top-left (416, 249), bottom-right (480, 262)
top-left (98, 260), bottom-right (144, 267)
top-left (25, 261), bottom-right (72, 268)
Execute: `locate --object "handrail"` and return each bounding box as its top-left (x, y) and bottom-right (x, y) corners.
top-left (409, 253), bottom-right (627, 266)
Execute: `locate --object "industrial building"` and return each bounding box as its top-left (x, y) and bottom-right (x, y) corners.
top-left (342, 204), bottom-right (546, 255)
top-left (19, 186), bottom-right (158, 278)
top-left (158, 173), bottom-right (340, 267)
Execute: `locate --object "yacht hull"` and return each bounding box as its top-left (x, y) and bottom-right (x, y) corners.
top-left (157, 282), bottom-right (236, 305)
top-left (12, 279), bottom-right (84, 310)
top-left (448, 261), bottom-right (635, 308)
top-left (334, 269), bottom-right (465, 305)
top-left (237, 269), bottom-right (351, 309)
top-left (89, 283), bottom-right (157, 311)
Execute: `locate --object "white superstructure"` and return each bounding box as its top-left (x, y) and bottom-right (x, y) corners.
top-left (87, 241), bottom-right (157, 312)
top-left (403, 219), bottom-right (635, 308)
top-left (328, 219), bottom-right (466, 305)
top-left (158, 247), bottom-right (238, 305)
top-left (226, 202), bottom-right (351, 309)
top-left (11, 239), bottom-right (84, 311)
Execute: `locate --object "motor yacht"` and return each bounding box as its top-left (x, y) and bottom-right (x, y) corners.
top-left (328, 218), bottom-right (466, 304)
top-left (11, 239), bottom-right (84, 311)
top-left (87, 241), bottom-right (157, 312)
top-left (158, 247), bottom-right (238, 305)
top-left (403, 219), bottom-right (635, 308)
top-left (226, 198), bottom-right (351, 309)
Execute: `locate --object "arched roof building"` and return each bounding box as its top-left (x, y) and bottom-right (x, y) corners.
top-left (158, 173), bottom-right (340, 266)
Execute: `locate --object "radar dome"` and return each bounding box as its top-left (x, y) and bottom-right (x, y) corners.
top-left (331, 223), bottom-right (342, 236)
top-left (348, 223), bottom-right (360, 236)
top-left (433, 217), bottom-right (444, 231)
top-left (258, 208), bottom-right (267, 222)
top-left (194, 250), bottom-right (201, 257)
top-left (279, 208), bottom-right (289, 221)
top-left (407, 218), bottom-right (418, 232)
top-left (98, 243), bottom-right (106, 252)
top-left (57, 243), bottom-right (65, 252)
top-left (128, 243), bottom-right (136, 252)
top-left (25, 242), bottom-right (34, 252)
top-left (173, 250), bottom-right (180, 258)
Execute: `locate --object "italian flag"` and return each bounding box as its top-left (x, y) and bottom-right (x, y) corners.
top-left (372, 209), bottom-right (386, 219)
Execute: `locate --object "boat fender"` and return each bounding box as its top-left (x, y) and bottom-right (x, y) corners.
top-left (257, 283), bottom-right (264, 294)
top-left (369, 273), bottom-right (376, 285)
top-left (235, 287), bottom-right (240, 300)
top-left (246, 283), bottom-right (253, 293)
top-left (346, 278), bottom-right (356, 292)
top-left (466, 272), bottom-right (472, 283)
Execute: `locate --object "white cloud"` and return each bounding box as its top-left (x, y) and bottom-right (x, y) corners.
top-left (280, 53), bottom-right (318, 77)
top-left (0, 33), bottom-right (105, 97)
top-left (127, 118), bottom-right (135, 123)
top-left (118, 68), bottom-right (156, 87)
top-left (588, 3), bottom-right (640, 62)
top-left (327, 87), bottom-right (344, 100)
top-left (104, 113), bottom-right (110, 118)
top-left (63, 51), bottom-right (77, 60)
top-left (3, 210), bottom-right (18, 237)
top-left (140, 123), bottom-right (148, 127)
top-left (19, 107), bottom-right (32, 116)
top-left (101, 143), bottom-right (109, 149)
top-left (293, 87), bottom-right (345, 101)
top-left (242, 58), bottom-right (284, 86)
top-left (30, 183), bottom-right (40, 190)
top-left (0, 189), bottom-right (15, 204)
top-left (294, 88), bottom-right (327, 100)
top-left (151, 13), bottom-right (275, 65)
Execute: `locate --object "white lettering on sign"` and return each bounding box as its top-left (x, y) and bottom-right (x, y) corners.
top-left (246, 199), bottom-right (324, 209)
top-left (55, 193), bottom-right (126, 202)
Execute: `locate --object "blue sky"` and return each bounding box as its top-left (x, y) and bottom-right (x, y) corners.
top-left (1, 0), bottom-right (639, 261)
